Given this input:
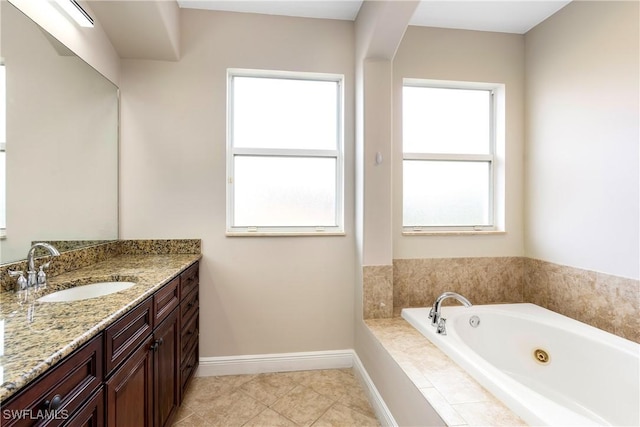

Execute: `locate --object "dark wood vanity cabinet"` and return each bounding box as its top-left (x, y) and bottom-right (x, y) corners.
top-left (2, 261), bottom-right (200, 427)
top-left (178, 262), bottom-right (199, 403)
top-left (1, 334), bottom-right (103, 427)
top-left (105, 270), bottom-right (191, 427)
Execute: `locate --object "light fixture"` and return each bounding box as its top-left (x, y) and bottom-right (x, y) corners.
top-left (52, 0), bottom-right (94, 28)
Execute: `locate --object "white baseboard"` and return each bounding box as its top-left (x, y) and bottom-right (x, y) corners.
top-left (352, 353), bottom-right (397, 427)
top-left (197, 349), bottom-right (396, 426)
top-left (197, 349), bottom-right (354, 377)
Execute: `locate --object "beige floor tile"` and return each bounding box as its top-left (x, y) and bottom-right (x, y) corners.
top-left (271, 385), bottom-right (336, 426)
top-left (173, 404), bottom-right (196, 424)
top-left (243, 408), bottom-right (299, 427)
top-left (240, 372), bottom-right (300, 405)
top-left (297, 369), bottom-right (359, 401)
top-left (183, 375), bottom-right (257, 411)
top-left (311, 403), bottom-right (380, 427)
top-left (173, 370), bottom-right (381, 427)
top-left (172, 413), bottom-right (211, 427)
top-left (194, 389), bottom-right (266, 427)
top-left (336, 383), bottom-right (376, 418)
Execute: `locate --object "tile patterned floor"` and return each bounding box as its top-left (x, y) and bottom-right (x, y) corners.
top-left (172, 369), bottom-right (381, 427)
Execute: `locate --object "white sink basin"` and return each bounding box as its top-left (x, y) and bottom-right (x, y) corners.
top-left (37, 281), bottom-right (136, 303)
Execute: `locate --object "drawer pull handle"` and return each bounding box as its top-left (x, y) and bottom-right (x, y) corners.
top-left (44, 394), bottom-right (63, 411)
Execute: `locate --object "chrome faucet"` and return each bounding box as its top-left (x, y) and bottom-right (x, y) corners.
top-left (26, 242), bottom-right (60, 288)
top-left (428, 291), bottom-right (472, 335)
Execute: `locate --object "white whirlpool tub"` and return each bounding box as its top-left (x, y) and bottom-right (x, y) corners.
top-left (401, 303), bottom-right (640, 426)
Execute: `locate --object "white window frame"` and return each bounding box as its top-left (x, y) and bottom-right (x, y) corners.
top-left (226, 69), bottom-right (345, 236)
top-left (402, 79), bottom-right (500, 233)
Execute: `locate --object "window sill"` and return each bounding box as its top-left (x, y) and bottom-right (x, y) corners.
top-left (226, 231), bottom-right (346, 237)
top-left (402, 230), bottom-right (506, 236)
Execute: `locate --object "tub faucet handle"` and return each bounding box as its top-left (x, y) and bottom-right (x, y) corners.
top-left (436, 317), bottom-right (447, 335)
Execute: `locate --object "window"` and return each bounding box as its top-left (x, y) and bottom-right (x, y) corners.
top-left (402, 80), bottom-right (499, 232)
top-left (227, 70), bottom-right (344, 235)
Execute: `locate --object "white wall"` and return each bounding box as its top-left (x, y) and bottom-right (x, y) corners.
top-left (392, 26), bottom-right (526, 259)
top-left (525, 1), bottom-right (639, 280)
top-left (120, 10), bottom-right (356, 356)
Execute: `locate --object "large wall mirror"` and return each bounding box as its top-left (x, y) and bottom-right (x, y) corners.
top-left (0, 2), bottom-right (119, 264)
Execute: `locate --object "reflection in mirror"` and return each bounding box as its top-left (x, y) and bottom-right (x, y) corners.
top-left (0, 2), bottom-right (118, 264)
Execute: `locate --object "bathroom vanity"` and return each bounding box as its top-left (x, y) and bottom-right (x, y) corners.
top-left (0, 250), bottom-right (200, 427)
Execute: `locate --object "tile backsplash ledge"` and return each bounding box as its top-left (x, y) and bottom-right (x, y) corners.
top-left (0, 239), bottom-right (201, 293)
top-left (364, 257), bottom-right (639, 343)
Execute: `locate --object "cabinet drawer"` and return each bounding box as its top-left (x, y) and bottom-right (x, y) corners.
top-left (153, 277), bottom-right (179, 327)
top-left (179, 343), bottom-right (198, 398)
top-left (63, 387), bottom-right (104, 427)
top-left (180, 313), bottom-right (198, 366)
top-left (1, 335), bottom-right (103, 427)
top-left (179, 263), bottom-right (198, 301)
top-left (104, 298), bottom-right (153, 375)
top-left (180, 289), bottom-right (198, 326)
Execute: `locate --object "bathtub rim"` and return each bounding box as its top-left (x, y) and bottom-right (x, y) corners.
top-left (401, 302), bottom-right (639, 426)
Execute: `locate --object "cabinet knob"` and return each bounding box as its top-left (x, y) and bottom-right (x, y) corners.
top-left (150, 338), bottom-right (164, 352)
top-left (44, 394), bottom-right (63, 411)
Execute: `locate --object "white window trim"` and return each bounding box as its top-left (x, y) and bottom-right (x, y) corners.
top-left (226, 69), bottom-right (345, 236)
top-left (402, 79), bottom-right (503, 234)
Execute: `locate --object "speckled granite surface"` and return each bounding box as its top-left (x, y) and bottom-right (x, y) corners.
top-left (0, 248), bottom-right (201, 402)
top-left (1, 239), bottom-right (200, 293)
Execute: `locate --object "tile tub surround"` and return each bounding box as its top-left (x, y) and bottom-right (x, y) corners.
top-left (363, 265), bottom-right (394, 319)
top-left (363, 256), bottom-right (638, 343)
top-left (391, 257), bottom-right (525, 317)
top-left (365, 317), bottom-right (525, 426)
top-left (1, 239), bottom-right (201, 292)
top-left (524, 258), bottom-right (640, 343)
top-left (0, 251), bottom-right (201, 402)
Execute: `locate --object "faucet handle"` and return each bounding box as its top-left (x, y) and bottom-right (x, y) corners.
top-left (8, 270), bottom-right (28, 291)
top-left (436, 317), bottom-right (447, 335)
top-left (8, 269), bottom-right (24, 278)
top-left (37, 266), bottom-right (48, 289)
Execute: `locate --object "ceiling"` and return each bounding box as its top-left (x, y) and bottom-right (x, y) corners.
top-left (178, 0), bottom-right (572, 34)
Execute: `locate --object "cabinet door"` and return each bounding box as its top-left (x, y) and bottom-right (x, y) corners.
top-left (63, 387), bottom-right (104, 427)
top-left (153, 308), bottom-right (180, 427)
top-left (105, 337), bottom-right (153, 427)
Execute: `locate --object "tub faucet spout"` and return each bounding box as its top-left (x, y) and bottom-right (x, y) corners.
top-left (428, 291), bottom-right (472, 335)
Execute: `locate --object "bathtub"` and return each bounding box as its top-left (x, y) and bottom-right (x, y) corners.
top-left (401, 303), bottom-right (640, 426)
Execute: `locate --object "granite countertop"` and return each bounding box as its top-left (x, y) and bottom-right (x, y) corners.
top-left (0, 253), bottom-right (201, 402)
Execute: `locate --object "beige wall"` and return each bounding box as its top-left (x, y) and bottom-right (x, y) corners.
top-left (1, 1), bottom-right (118, 263)
top-left (392, 26), bottom-right (526, 259)
top-left (7, 0), bottom-right (119, 85)
top-left (120, 10), bottom-right (356, 357)
top-left (524, 1), bottom-right (639, 280)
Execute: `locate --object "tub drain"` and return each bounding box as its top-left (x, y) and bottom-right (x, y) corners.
top-left (533, 349), bottom-right (550, 364)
